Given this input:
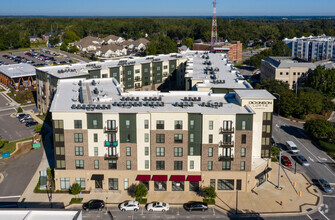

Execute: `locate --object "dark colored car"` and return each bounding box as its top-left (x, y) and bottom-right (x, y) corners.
top-left (317, 179), bottom-right (333, 193)
top-left (26, 121), bottom-right (38, 127)
top-left (183, 202), bottom-right (208, 212)
top-left (281, 155), bottom-right (292, 167)
top-left (82, 199), bottom-right (105, 211)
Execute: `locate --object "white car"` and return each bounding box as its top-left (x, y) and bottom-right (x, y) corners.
top-left (146, 202), bottom-right (169, 212)
top-left (119, 201), bottom-right (139, 212)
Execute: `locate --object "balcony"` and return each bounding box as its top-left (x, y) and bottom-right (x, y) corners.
top-left (219, 127), bottom-right (234, 134)
top-left (135, 77), bottom-right (141, 82)
top-left (135, 84), bottom-right (141, 88)
top-left (104, 126), bottom-right (118, 133)
top-left (219, 141), bottom-right (234, 147)
top-left (105, 140), bottom-right (118, 147)
top-left (104, 153), bottom-right (119, 160)
top-left (218, 155), bottom-right (234, 161)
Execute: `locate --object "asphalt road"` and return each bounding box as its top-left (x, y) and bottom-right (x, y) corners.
top-left (270, 115), bottom-right (335, 220)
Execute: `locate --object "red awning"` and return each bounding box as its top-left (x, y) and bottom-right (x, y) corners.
top-left (136, 175), bottom-right (151, 181)
top-left (152, 175), bottom-right (168, 181)
top-left (170, 175), bottom-right (185, 181)
top-left (187, 175), bottom-right (202, 181)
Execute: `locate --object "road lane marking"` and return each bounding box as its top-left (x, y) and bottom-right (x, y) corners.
top-left (319, 210), bottom-right (330, 220)
top-left (318, 156), bottom-right (328, 161)
top-left (306, 215), bottom-right (313, 220)
top-left (0, 195), bottom-right (21, 199)
top-left (309, 157), bottom-right (314, 162)
top-left (323, 195), bottom-right (335, 197)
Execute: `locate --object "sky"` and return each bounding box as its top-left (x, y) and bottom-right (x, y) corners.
top-left (0, 0), bottom-right (335, 17)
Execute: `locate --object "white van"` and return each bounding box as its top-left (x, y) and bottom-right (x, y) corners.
top-left (286, 141), bottom-right (299, 154)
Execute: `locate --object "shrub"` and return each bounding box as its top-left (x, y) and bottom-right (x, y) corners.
top-left (203, 198), bottom-right (215, 204)
top-left (133, 183), bottom-right (148, 201)
top-left (35, 124), bottom-right (43, 133)
top-left (70, 198), bottom-right (83, 204)
top-left (17, 107), bottom-right (23, 113)
top-left (202, 186), bottom-right (217, 200)
top-left (70, 183), bottom-right (82, 195)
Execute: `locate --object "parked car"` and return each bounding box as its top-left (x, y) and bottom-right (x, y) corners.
top-left (286, 141), bottom-right (299, 154)
top-left (82, 199), bottom-right (105, 211)
top-left (183, 202), bottom-right (208, 212)
top-left (296, 155), bottom-right (310, 166)
top-left (26, 121), bottom-right (38, 127)
top-left (16, 113), bottom-right (26, 118)
top-left (146, 202), bottom-right (169, 212)
top-left (119, 201), bottom-right (139, 212)
top-left (281, 155), bottom-right (292, 167)
top-left (19, 115), bottom-right (31, 123)
top-left (317, 179), bottom-right (333, 193)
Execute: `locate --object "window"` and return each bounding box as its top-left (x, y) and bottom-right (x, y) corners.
top-left (174, 134), bottom-right (183, 143)
top-left (222, 161), bottom-right (231, 170)
top-left (109, 178), bottom-right (118, 190)
top-left (172, 181), bottom-right (184, 191)
top-left (241, 148), bottom-right (246, 157)
top-left (92, 119), bottom-right (98, 129)
top-left (107, 120), bottom-right (116, 130)
top-left (145, 147), bottom-right (149, 156)
top-left (75, 160), bottom-right (84, 169)
top-left (241, 121), bottom-right (246, 130)
top-left (60, 178), bottom-right (70, 190)
top-left (210, 179), bottom-right (215, 188)
top-left (55, 147), bottom-right (65, 155)
top-left (102, 74), bottom-right (108, 78)
top-left (56, 160), bottom-right (65, 169)
top-left (241, 134), bottom-right (246, 144)
top-left (262, 125), bottom-right (271, 133)
top-left (126, 147), bottom-right (131, 156)
top-left (156, 161), bottom-right (165, 170)
top-left (190, 120), bottom-right (195, 129)
top-left (218, 179), bottom-right (234, 190)
top-left (190, 134), bottom-right (194, 143)
top-left (208, 161), bottom-right (213, 170)
top-left (209, 120), bottom-right (213, 130)
top-left (74, 133), bottom-right (83, 143)
top-left (293, 72), bottom-right (296, 75)
top-left (94, 160), bottom-right (99, 169)
top-left (174, 161), bottom-right (183, 170)
top-left (164, 65), bottom-right (168, 69)
top-left (54, 120), bottom-right (64, 129)
top-left (286, 72), bottom-right (289, 75)
top-left (124, 178), bottom-right (129, 190)
top-left (208, 148), bottom-right (213, 157)
top-left (54, 133), bottom-right (64, 142)
top-left (74, 120), bottom-right (82, 129)
top-left (236, 180), bottom-right (242, 190)
top-left (156, 147), bottom-right (165, 157)
top-left (144, 133), bottom-right (149, 142)
top-left (262, 137), bottom-right (270, 145)
top-left (280, 72), bottom-right (283, 75)
top-left (125, 120), bottom-right (130, 129)
top-left (190, 160), bottom-right (194, 169)
top-left (223, 133), bottom-right (232, 144)
top-left (223, 121), bottom-right (232, 131)
top-left (127, 70), bottom-right (131, 75)
top-left (263, 112), bottom-right (272, 121)
top-left (174, 147), bottom-right (183, 157)
top-left (189, 147), bottom-right (194, 156)
top-left (144, 120), bottom-right (149, 129)
top-left (262, 149), bottom-right (270, 158)
top-left (75, 178), bottom-right (85, 190)
top-left (126, 160), bottom-right (131, 170)
top-left (94, 133), bottom-right (98, 142)
top-left (75, 146), bottom-right (83, 156)
top-left (145, 160), bottom-right (149, 169)
top-left (156, 120), bottom-right (164, 129)
top-left (108, 160), bottom-right (117, 169)
top-left (154, 180), bottom-right (167, 191)
top-left (135, 69), bottom-right (140, 73)
top-left (240, 161), bottom-right (245, 171)
top-left (174, 120), bottom-right (183, 130)
top-left (209, 134), bottom-right (213, 144)
top-left (94, 147), bottom-right (98, 156)
top-left (156, 134), bottom-right (165, 143)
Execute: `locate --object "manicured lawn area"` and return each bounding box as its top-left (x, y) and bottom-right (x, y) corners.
top-left (318, 140), bottom-right (335, 158)
top-left (70, 198), bottom-right (83, 204)
top-left (7, 89), bottom-right (36, 104)
top-left (0, 137), bottom-right (33, 154)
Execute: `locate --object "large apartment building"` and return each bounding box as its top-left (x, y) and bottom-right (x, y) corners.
top-left (283, 35), bottom-right (335, 61)
top-left (36, 54), bottom-right (187, 113)
top-left (50, 78), bottom-right (275, 193)
top-left (261, 57), bottom-right (316, 89)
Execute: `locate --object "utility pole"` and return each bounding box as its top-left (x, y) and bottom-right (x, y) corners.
top-left (277, 150), bottom-right (282, 189)
top-left (211, 0), bottom-right (218, 46)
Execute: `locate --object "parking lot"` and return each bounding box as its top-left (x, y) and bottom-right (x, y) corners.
top-left (0, 49), bottom-right (74, 67)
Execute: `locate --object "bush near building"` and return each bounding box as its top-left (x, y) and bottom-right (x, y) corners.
top-left (133, 183), bottom-right (148, 204)
top-left (202, 186), bottom-right (217, 204)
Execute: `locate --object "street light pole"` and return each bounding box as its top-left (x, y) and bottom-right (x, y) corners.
top-left (277, 150), bottom-right (282, 189)
top-left (273, 93), bottom-right (281, 116)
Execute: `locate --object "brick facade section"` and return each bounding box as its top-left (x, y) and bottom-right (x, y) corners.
top-left (201, 144), bottom-right (221, 171)
top-left (150, 130), bottom-right (188, 171)
top-left (118, 143), bottom-right (138, 170)
top-left (232, 130), bottom-right (253, 172)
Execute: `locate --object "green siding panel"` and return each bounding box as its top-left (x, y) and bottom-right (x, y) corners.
top-left (124, 66), bottom-right (134, 89)
top-left (212, 88), bottom-right (234, 94)
top-left (87, 113), bottom-right (103, 129)
top-left (236, 114), bottom-right (253, 131)
top-left (110, 67), bottom-right (120, 82)
top-left (185, 78), bottom-right (191, 91)
top-left (141, 63), bottom-right (151, 86)
top-left (89, 70), bottom-right (101, 79)
top-left (188, 113), bottom-right (203, 156)
top-left (119, 113), bottom-right (137, 143)
top-left (169, 60), bottom-right (177, 75)
top-left (152, 62), bottom-right (163, 84)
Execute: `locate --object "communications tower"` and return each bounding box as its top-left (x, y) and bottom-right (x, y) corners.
top-left (211, 0), bottom-right (218, 45)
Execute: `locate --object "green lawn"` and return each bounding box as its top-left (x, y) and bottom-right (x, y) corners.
top-left (318, 140), bottom-right (335, 158)
top-left (0, 137), bottom-right (33, 154)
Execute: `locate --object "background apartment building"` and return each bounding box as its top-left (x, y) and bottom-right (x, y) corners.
top-left (261, 57), bottom-right (316, 89)
top-left (36, 54), bottom-right (187, 113)
top-left (50, 78), bottom-right (275, 193)
top-left (283, 35), bottom-right (335, 61)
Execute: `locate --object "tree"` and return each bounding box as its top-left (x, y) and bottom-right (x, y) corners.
top-left (62, 31), bottom-right (80, 44)
top-left (69, 45), bottom-right (79, 53)
top-left (202, 186), bottom-right (217, 200)
top-left (306, 66), bottom-right (335, 97)
top-left (35, 124), bottom-right (43, 133)
top-left (70, 183), bottom-right (82, 196)
top-left (280, 90), bottom-right (298, 117)
top-left (146, 36), bottom-right (177, 55)
top-left (133, 183), bottom-right (148, 201)
top-left (182, 37), bottom-right (194, 49)
top-left (271, 145), bottom-right (280, 158)
top-left (0, 138), bottom-right (9, 149)
top-left (60, 42), bottom-right (68, 51)
top-left (48, 34), bottom-right (60, 47)
top-left (304, 118), bottom-right (335, 141)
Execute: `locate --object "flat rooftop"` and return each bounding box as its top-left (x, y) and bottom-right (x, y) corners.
top-left (0, 64), bottom-right (36, 78)
top-left (235, 89), bottom-right (276, 100)
top-left (50, 78), bottom-right (254, 115)
top-left (263, 57), bottom-right (316, 69)
top-left (184, 52), bottom-right (252, 89)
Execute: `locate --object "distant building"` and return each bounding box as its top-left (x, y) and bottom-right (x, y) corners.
top-left (103, 35), bottom-right (125, 45)
top-left (0, 64), bottom-right (36, 90)
top-left (283, 35), bottom-right (335, 61)
top-left (96, 44), bottom-right (127, 57)
top-left (261, 57), bottom-right (316, 89)
top-left (30, 36), bottom-right (43, 43)
top-left (42, 32), bottom-right (57, 42)
top-left (74, 36), bottom-right (103, 52)
top-left (193, 41), bottom-right (243, 63)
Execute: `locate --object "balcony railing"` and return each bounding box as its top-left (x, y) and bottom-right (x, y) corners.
top-left (135, 77), bottom-right (141, 82)
top-left (218, 155), bottom-right (234, 161)
top-left (105, 140), bottom-right (118, 147)
top-left (219, 127), bottom-right (234, 134)
top-left (135, 84), bottom-right (141, 88)
top-left (219, 141), bottom-right (234, 147)
top-left (104, 126), bottom-right (118, 133)
top-left (104, 153), bottom-right (119, 160)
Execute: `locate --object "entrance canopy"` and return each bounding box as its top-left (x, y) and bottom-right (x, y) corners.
top-left (91, 174), bottom-right (104, 181)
